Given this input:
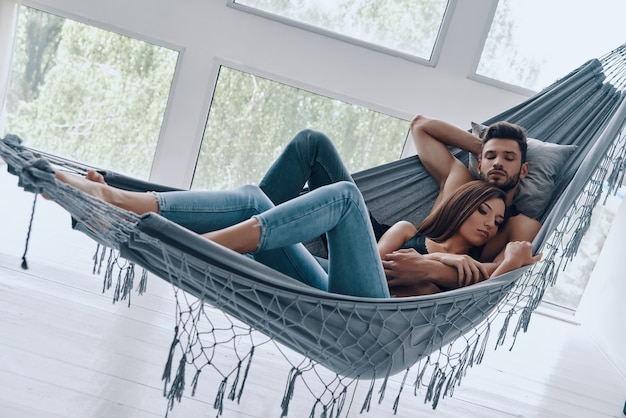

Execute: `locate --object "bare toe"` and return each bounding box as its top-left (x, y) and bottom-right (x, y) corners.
top-left (86, 170), bottom-right (106, 184)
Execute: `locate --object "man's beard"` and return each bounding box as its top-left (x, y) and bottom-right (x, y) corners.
top-left (480, 170), bottom-right (521, 192)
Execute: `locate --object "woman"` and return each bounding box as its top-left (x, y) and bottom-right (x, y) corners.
top-left (378, 181), bottom-right (526, 296)
top-left (55, 171), bottom-right (539, 298)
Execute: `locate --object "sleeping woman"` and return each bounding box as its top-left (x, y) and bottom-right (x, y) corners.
top-left (55, 171), bottom-right (540, 298)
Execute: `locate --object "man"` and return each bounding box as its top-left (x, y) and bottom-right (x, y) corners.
top-left (382, 115), bottom-right (541, 293)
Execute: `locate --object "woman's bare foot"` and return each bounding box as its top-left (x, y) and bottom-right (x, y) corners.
top-left (85, 170), bottom-right (106, 184)
top-left (55, 169), bottom-right (158, 214)
top-left (55, 170), bottom-right (111, 202)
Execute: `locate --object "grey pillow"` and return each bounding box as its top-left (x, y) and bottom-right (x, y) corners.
top-left (468, 122), bottom-right (577, 219)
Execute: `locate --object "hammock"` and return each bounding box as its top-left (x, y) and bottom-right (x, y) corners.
top-left (2, 45), bottom-right (626, 416)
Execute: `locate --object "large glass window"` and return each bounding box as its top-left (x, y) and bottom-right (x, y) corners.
top-left (544, 184), bottom-right (624, 311)
top-left (230, 0), bottom-right (450, 62)
top-left (192, 65), bottom-right (409, 190)
top-left (3, 6), bottom-right (178, 179)
top-left (476, 0), bottom-right (626, 91)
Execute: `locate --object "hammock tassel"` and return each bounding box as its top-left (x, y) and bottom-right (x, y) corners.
top-left (113, 268), bottom-right (123, 303)
top-left (335, 386), bottom-right (347, 417)
top-left (213, 377), bottom-right (228, 416)
top-left (121, 264), bottom-right (135, 307)
top-left (496, 309), bottom-right (514, 348)
top-left (162, 326), bottom-right (180, 395)
top-left (280, 367), bottom-right (302, 417)
top-left (102, 248), bottom-right (114, 292)
top-left (360, 376), bottom-right (376, 413)
top-left (166, 355), bottom-right (187, 406)
top-left (425, 365), bottom-right (445, 409)
top-left (235, 346), bottom-right (254, 403)
top-left (475, 324), bottom-right (490, 364)
top-left (443, 365), bottom-right (458, 398)
top-left (392, 369), bottom-right (410, 414)
top-left (190, 368), bottom-right (201, 397)
top-left (308, 400), bottom-right (320, 418)
top-left (413, 356), bottom-right (430, 393)
top-left (377, 364), bottom-right (393, 404)
top-left (227, 360), bottom-right (242, 401)
top-left (138, 268), bottom-right (148, 295)
top-left (20, 193), bottom-right (38, 270)
top-left (450, 348), bottom-right (469, 393)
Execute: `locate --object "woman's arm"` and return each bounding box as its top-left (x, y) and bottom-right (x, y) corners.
top-left (377, 220), bottom-right (418, 260)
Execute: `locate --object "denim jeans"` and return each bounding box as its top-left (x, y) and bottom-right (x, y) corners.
top-left (259, 129), bottom-right (353, 205)
top-left (154, 182), bottom-right (390, 298)
top-left (259, 129), bottom-right (389, 241)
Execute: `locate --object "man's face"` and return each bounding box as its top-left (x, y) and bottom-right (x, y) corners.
top-left (477, 138), bottom-right (528, 192)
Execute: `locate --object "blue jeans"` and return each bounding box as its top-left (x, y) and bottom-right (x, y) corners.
top-left (154, 182), bottom-right (390, 298)
top-left (259, 129), bottom-right (353, 205)
top-left (259, 129), bottom-right (388, 242)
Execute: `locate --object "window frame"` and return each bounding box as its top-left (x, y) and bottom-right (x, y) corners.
top-left (191, 57), bottom-right (412, 188)
top-left (5, 0), bottom-right (186, 181)
top-left (227, 0), bottom-right (457, 67)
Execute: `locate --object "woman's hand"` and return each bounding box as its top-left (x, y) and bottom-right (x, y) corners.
top-left (426, 253), bottom-right (489, 288)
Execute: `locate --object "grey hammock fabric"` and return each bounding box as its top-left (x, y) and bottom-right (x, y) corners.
top-left (2, 45), bottom-right (626, 416)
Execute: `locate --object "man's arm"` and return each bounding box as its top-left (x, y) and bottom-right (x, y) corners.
top-left (383, 249), bottom-right (491, 290)
top-left (410, 115), bottom-right (479, 204)
top-left (482, 214), bottom-right (542, 262)
top-left (383, 249), bottom-right (459, 291)
top-left (490, 241), bottom-right (542, 278)
top-left (385, 115), bottom-right (483, 289)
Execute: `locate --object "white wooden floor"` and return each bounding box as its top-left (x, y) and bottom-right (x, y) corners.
top-left (0, 166), bottom-right (625, 418)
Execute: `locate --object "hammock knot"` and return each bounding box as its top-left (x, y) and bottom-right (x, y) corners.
top-left (18, 157), bottom-right (56, 194)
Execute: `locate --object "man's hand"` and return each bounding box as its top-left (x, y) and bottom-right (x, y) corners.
top-left (427, 253), bottom-right (490, 287)
top-left (383, 248), bottom-right (470, 289)
top-left (382, 248), bottom-right (428, 287)
top-left (383, 248), bottom-right (492, 291)
top-left (490, 241), bottom-right (542, 278)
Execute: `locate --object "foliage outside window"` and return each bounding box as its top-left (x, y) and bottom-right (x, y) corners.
top-left (544, 186), bottom-right (624, 310)
top-left (231, 0), bottom-right (450, 61)
top-left (192, 66), bottom-right (409, 190)
top-left (4, 6), bottom-right (178, 180)
top-left (477, 0), bottom-right (626, 92)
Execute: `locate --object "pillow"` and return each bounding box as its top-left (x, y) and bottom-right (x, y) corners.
top-left (468, 122), bottom-right (577, 220)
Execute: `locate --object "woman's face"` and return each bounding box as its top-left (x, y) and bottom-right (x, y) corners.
top-left (459, 197), bottom-right (505, 246)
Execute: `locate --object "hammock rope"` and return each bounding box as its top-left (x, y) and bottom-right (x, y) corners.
top-left (2, 45), bottom-right (626, 416)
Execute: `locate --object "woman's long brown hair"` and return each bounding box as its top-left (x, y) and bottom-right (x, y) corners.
top-left (416, 180), bottom-right (506, 242)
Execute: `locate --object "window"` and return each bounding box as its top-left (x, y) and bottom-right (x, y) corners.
top-left (192, 65), bottom-right (409, 190)
top-left (543, 184), bottom-right (625, 311)
top-left (476, 0), bottom-right (626, 92)
top-left (3, 6), bottom-right (178, 179)
top-left (230, 0), bottom-right (450, 62)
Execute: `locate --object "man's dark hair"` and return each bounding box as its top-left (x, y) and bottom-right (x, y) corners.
top-left (482, 121), bottom-right (528, 163)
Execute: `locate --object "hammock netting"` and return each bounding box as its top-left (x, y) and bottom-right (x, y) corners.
top-left (2, 44), bottom-right (626, 417)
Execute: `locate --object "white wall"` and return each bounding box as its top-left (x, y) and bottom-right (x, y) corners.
top-left (576, 196), bottom-right (626, 377)
top-left (11, 0), bottom-right (529, 188)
